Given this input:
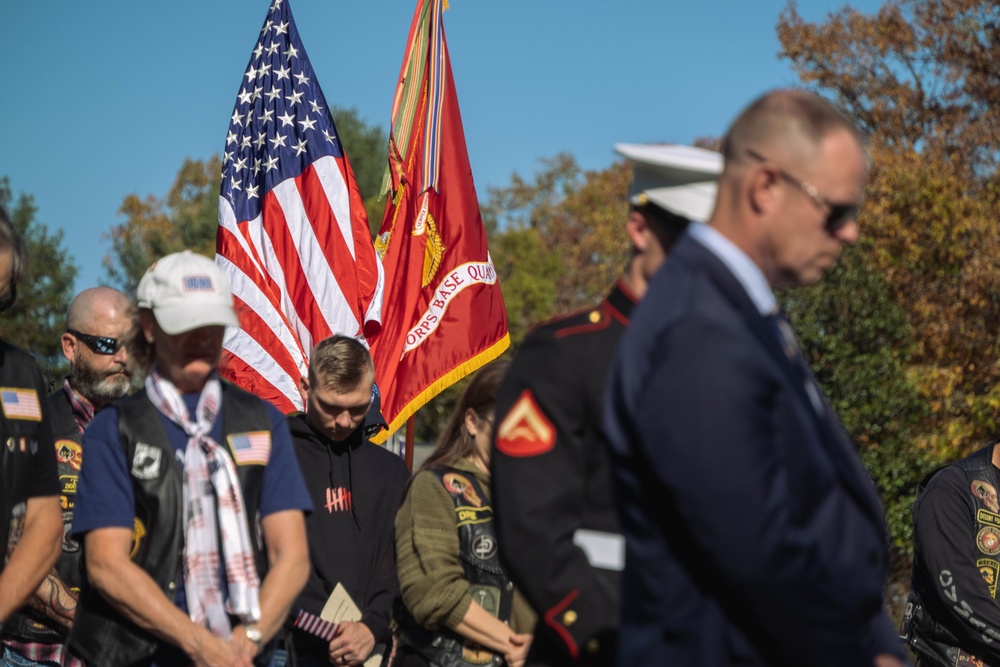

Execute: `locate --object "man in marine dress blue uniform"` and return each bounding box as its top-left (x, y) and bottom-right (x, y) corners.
top-left (491, 144), bottom-right (720, 666)
top-left (603, 89), bottom-right (907, 667)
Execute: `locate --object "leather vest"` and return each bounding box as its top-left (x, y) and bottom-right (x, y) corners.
top-left (69, 383), bottom-right (271, 667)
top-left (4, 388), bottom-right (85, 644)
top-left (0, 342), bottom-right (53, 569)
top-left (903, 442), bottom-right (999, 666)
top-left (399, 467), bottom-right (515, 667)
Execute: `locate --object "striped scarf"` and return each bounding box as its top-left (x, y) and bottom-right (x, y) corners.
top-left (145, 369), bottom-right (261, 637)
top-left (64, 377), bottom-right (94, 433)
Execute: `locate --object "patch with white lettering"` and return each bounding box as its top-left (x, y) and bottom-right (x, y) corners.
top-left (978, 526), bottom-right (1000, 555)
top-left (495, 389), bottom-right (556, 458)
top-left (131, 443), bottom-right (162, 480)
top-left (972, 480), bottom-right (1000, 513)
top-left (978, 558), bottom-right (1000, 598)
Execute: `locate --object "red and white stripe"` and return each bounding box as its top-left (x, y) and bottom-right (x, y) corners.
top-left (217, 155), bottom-right (384, 414)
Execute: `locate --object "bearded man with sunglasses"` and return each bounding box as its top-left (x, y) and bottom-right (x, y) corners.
top-left (603, 89), bottom-right (906, 667)
top-left (1, 287), bottom-right (133, 667)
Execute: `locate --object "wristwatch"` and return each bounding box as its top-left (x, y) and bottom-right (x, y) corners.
top-left (244, 624), bottom-right (264, 652)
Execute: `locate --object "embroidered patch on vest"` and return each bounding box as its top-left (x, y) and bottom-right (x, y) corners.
top-left (495, 389), bottom-right (556, 458)
top-left (972, 479), bottom-right (1000, 513)
top-left (56, 440), bottom-right (83, 471)
top-left (443, 472), bottom-right (482, 508)
top-left (0, 388), bottom-right (41, 421)
top-left (977, 526), bottom-right (1000, 555)
top-left (129, 518), bottom-right (146, 559)
top-left (979, 508), bottom-right (1000, 529)
top-left (131, 442), bottom-right (162, 480)
top-left (62, 510), bottom-right (79, 554)
top-left (226, 431), bottom-right (271, 465)
top-left (978, 558), bottom-right (1000, 598)
top-left (955, 649), bottom-right (986, 666)
top-left (472, 534), bottom-right (498, 560)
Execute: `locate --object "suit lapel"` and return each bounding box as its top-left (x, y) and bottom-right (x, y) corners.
top-left (675, 235), bottom-right (886, 525)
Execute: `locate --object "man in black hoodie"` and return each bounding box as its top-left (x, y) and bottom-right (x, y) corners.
top-left (288, 334), bottom-right (409, 667)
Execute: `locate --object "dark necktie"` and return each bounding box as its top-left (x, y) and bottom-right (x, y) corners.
top-left (768, 310), bottom-right (825, 415)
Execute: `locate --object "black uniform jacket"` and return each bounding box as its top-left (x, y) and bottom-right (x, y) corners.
top-left (492, 281), bottom-right (635, 666)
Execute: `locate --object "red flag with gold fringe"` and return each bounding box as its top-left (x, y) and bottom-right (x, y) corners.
top-left (370, 0), bottom-right (508, 440)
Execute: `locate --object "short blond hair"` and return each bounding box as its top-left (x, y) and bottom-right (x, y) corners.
top-left (308, 335), bottom-right (373, 392)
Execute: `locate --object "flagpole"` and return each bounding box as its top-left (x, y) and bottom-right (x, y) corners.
top-left (405, 416), bottom-right (415, 472)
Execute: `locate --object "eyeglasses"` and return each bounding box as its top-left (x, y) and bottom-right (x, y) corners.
top-left (67, 329), bottom-right (124, 355)
top-left (746, 149), bottom-right (861, 234)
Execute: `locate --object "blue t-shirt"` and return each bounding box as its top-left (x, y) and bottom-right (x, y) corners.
top-left (73, 387), bottom-right (312, 666)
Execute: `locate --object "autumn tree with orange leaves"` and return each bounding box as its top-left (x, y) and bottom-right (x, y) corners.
top-left (781, 0), bottom-right (1000, 455)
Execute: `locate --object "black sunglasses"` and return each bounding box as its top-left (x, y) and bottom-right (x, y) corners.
top-left (746, 149), bottom-right (861, 234)
top-left (67, 329), bottom-right (124, 355)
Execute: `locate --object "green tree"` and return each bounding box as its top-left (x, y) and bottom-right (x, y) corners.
top-left (780, 245), bottom-right (932, 575)
top-left (0, 177), bottom-right (79, 379)
top-left (105, 107), bottom-right (388, 291)
top-left (483, 154), bottom-right (632, 324)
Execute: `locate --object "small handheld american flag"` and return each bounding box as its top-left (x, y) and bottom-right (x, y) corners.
top-left (293, 609), bottom-right (340, 642)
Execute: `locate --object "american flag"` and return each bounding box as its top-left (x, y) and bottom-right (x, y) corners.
top-left (293, 609), bottom-right (339, 641)
top-left (0, 388), bottom-right (41, 421)
top-left (216, 0), bottom-right (384, 414)
top-left (226, 431), bottom-right (272, 466)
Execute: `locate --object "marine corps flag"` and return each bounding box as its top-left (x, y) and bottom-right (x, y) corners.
top-left (371, 0), bottom-right (508, 439)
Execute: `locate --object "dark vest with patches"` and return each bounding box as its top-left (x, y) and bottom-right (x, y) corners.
top-left (399, 467), bottom-right (515, 667)
top-left (69, 384), bottom-right (271, 667)
top-left (4, 388), bottom-right (86, 644)
top-left (0, 343), bottom-right (52, 565)
top-left (903, 442), bottom-right (1000, 666)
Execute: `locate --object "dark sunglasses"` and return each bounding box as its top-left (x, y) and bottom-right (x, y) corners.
top-left (746, 149), bottom-right (861, 234)
top-left (67, 329), bottom-right (124, 355)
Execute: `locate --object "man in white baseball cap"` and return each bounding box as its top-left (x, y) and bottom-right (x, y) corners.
top-left (136, 250), bottom-right (239, 335)
top-left (69, 250), bottom-right (312, 667)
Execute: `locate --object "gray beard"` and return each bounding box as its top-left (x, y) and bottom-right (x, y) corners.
top-left (69, 361), bottom-right (132, 405)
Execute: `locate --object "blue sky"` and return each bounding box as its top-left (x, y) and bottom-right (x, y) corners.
top-left (1, 0), bottom-right (883, 293)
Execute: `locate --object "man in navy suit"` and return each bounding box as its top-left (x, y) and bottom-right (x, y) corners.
top-left (603, 89), bottom-right (907, 667)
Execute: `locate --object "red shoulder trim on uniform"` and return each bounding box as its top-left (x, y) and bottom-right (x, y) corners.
top-left (543, 589), bottom-right (581, 659)
top-left (495, 390), bottom-right (556, 458)
top-left (604, 300), bottom-right (629, 327)
top-left (554, 307), bottom-right (611, 339)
